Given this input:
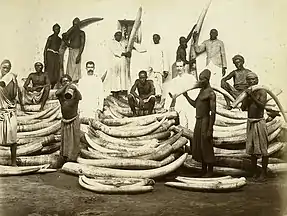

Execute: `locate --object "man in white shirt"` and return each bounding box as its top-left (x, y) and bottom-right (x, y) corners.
top-left (193, 29), bottom-right (227, 87)
top-left (148, 34), bottom-right (169, 101)
top-left (78, 61), bottom-right (105, 119)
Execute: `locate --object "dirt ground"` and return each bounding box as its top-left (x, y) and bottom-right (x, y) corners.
top-left (0, 168), bottom-right (286, 216)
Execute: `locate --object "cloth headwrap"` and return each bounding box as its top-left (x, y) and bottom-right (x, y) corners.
top-left (246, 72), bottom-right (258, 79)
top-left (1, 59), bottom-right (11, 67)
top-left (232, 55), bottom-right (245, 64)
top-left (199, 69), bottom-right (211, 80)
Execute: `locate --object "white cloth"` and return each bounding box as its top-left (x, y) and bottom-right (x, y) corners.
top-left (106, 39), bottom-right (129, 92)
top-left (205, 62), bottom-right (223, 88)
top-left (78, 74), bottom-right (104, 119)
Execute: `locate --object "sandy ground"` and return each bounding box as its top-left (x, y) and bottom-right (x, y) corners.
top-left (0, 168), bottom-right (286, 216)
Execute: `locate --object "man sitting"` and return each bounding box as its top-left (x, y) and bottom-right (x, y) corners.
top-left (221, 55), bottom-right (251, 108)
top-left (23, 62), bottom-right (51, 111)
top-left (128, 70), bottom-right (156, 116)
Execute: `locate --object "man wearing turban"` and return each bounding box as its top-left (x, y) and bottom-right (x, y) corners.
top-left (183, 69), bottom-right (216, 177)
top-left (221, 54), bottom-right (252, 108)
top-left (241, 72), bottom-right (269, 181)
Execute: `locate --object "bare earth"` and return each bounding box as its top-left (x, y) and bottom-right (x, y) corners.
top-left (0, 168), bottom-right (286, 216)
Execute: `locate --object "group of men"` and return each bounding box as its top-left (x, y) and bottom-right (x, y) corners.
top-left (0, 21), bottom-right (273, 181)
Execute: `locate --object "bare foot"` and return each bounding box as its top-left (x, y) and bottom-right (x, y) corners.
top-left (11, 164), bottom-right (18, 167)
top-left (202, 172), bottom-right (213, 178)
top-left (257, 173), bottom-right (268, 182)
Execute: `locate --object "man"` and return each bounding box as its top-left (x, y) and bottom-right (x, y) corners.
top-left (148, 34), bottom-right (169, 101)
top-left (240, 72), bottom-right (268, 181)
top-left (78, 61), bottom-right (105, 119)
top-left (56, 74), bottom-right (82, 164)
top-left (23, 62), bottom-right (50, 111)
top-left (221, 55), bottom-right (251, 108)
top-left (0, 60), bottom-right (25, 111)
top-left (108, 31), bottom-right (131, 97)
top-left (193, 29), bottom-right (227, 87)
top-left (128, 70), bottom-right (155, 116)
top-left (64, 17), bottom-right (86, 83)
top-left (44, 23), bottom-right (62, 89)
top-left (173, 24), bottom-right (197, 78)
top-left (183, 69), bottom-right (216, 177)
top-left (0, 71), bottom-right (18, 166)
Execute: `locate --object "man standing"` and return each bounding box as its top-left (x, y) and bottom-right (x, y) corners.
top-left (44, 23), bottom-right (62, 89)
top-left (0, 72), bottom-right (18, 166)
top-left (240, 72), bottom-right (268, 181)
top-left (148, 34), bottom-right (169, 101)
top-left (56, 74), bottom-right (82, 164)
top-left (78, 61), bottom-right (105, 119)
top-left (23, 62), bottom-right (50, 111)
top-left (221, 55), bottom-right (251, 108)
top-left (173, 24), bottom-right (197, 78)
top-left (128, 70), bottom-right (155, 116)
top-left (183, 69), bottom-right (216, 177)
top-left (64, 18), bottom-right (86, 83)
top-left (193, 29), bottom-right (227, 87)
top-left (108, 31), bottom-right (131, 97)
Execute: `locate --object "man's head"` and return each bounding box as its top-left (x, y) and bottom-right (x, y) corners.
top-left (73, 17), bottom-right (80, 28)
top-left (114, 31), bottom-right (122, 42)
top-left (232, 55), bottom-right (245, 70)
top-left (198, 69), bottom-right (211, 88)
top-left (0, 59), bottom-right (11, 77)
top-left (179, 36), bottom-right (187, 48)
top-left (210, 29), bottom-right (218, 40)
top-left (246, 72), bottom-right (258, 87)
top-left (138, 70), bottom-right (147, 84)
top-left (0, 81), bottom-right (6, 88)
top-left (34, 62), bottom-right (43, 73)
top-left (60, 74), bottom-right (72, 86)
top-left (153, 34), bottom-right (160, 44)
top-left (53, 23), bottom-right (60, 35)
top-left (175, 60), bottom-right (185, 75)
top-left (86, 61), bottom-right (95, 76)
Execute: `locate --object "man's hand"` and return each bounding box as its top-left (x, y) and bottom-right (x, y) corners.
top-left (207, 129), bottom-right (213, 138)
top-left (245, 88), bottom-right (252, 96)
top-left (76, 55), bottom-right (81, 64)
top-left (193, 31), bottom-right (199, 41)
top-left (189, 59), bottom-right (196, 64)
top-left (222, 67), bottom-right (227, 76)
top-left (125, 51), bottom-right (132, 58)
top-left (163, 71), bottom-right (169, 79)
top-left (183, 92), bottom-right (188, 97)
top-left (139, 98), bottom-right (144, 108)
top-left (35, 86), bottom-right (43, 92)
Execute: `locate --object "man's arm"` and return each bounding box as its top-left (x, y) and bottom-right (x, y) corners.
top-left (130, 80), bottom-right (140, 99)
top-left (44, 36), bottom-right (51, 66)
top-left (186, 24), bottom-right (197, 42)
top-left (177, 48), bottom-right (188, 64)
top-left (249, 90), bottom-right (267, 109)
top-left (194, 40), bottom-right (206, 54)
top-left (23, 74), bottom-right (32, 92)
top-left (241, 97), bottom-right (249, 111)
top-left (220, 41), bottom-right (227, 69)
top-left (208, 91), bottom-right (216, 136)
top-left (44, 73), bottom-right (51, 87)
top-left (221, 71), bottom-right (235, 88)
top-left (183, 92), bottom-right (196, 108)
top-left (55, 84), bottom-right (67, 98)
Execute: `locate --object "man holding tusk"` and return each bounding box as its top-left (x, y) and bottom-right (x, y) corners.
top-left (56, 74), bottom-right (82, 164)
top-left (183, 69), bottom-right (216, 177)
top-left (240, 72), bottom-right (269, 181)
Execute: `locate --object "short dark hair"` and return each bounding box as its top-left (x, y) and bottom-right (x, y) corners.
top-left (60, 74), bottom-right (72, 84)
top-left (53, 23), bottom-right (60, 30)
top-left (86, 61), bottom-right (95, 67)
top-left (0, 81), bottom-right (6, 88)
top-left (139, 70), bottom-right (147, 77)
top-left (153, 34), bottom-right (160, 39)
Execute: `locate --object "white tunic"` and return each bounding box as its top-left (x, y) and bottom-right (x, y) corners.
top-left (78, 74), bottom-right (104, 119)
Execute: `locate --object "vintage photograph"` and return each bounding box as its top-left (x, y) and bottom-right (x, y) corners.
top-left (0, 0), bottom-right (286, 215)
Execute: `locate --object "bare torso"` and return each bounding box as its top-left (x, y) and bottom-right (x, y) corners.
top-left (58, 92), bottom-right (81, 119)
top-left (69, 30), bottom-right (85, 49)
top-left (195, 87), bottom-right (214, 118)
top-left (48, 35), bottom-right (62, 51)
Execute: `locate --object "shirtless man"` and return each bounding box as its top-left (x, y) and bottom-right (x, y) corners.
top-left (183, 69), bottom-right (216, 177)
top-left (64, 17), bottom-right (86, 83)
top-left (221, 55), bottom-right (251, 108)
top-left (56, 74), bottom-right (82, 164)
top-left (23, 62), bottom-right (50, 111)
top-left (128, 70), bottom-right (156, 116)
top-left (44, 23), bottom-right (62, 89)
top-left (240, 72), bottom-right (269, 181)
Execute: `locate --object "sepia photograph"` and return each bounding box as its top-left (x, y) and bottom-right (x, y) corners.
top-left (0, 0), bottom-right (286, 215)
